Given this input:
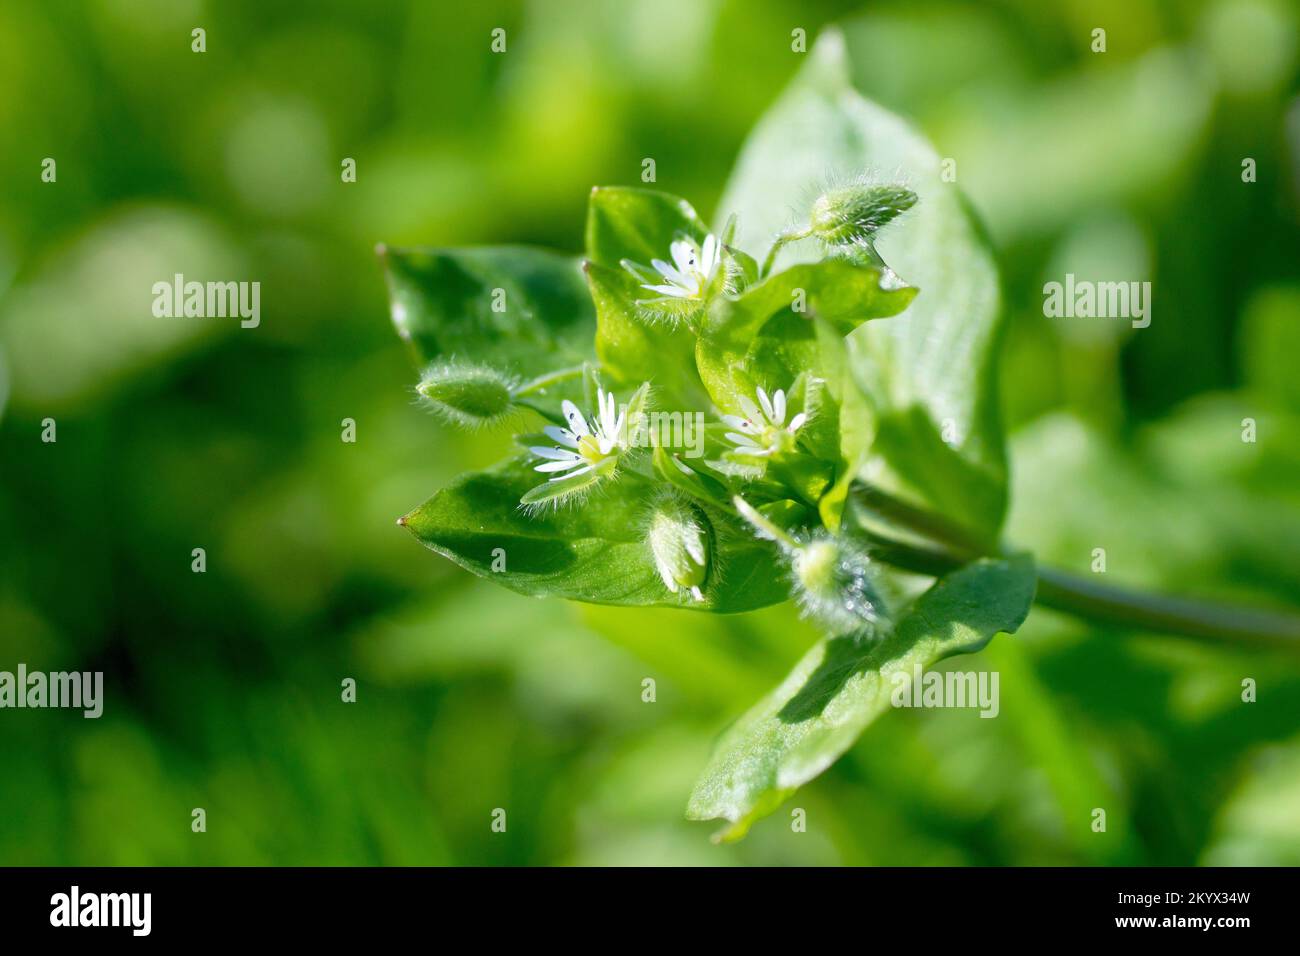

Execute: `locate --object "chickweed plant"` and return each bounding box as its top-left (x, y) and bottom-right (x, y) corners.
top-left (380, 32), bottom-right (1300, 840)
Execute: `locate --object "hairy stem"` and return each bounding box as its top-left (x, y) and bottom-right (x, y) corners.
top-left (850, 483), bottom-right (1300, 652)
top-left (760, 226), bottom-right (812, 278)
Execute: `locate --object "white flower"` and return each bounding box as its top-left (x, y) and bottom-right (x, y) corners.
top-left (529, 388), bottom-right (627, 482)
top-left (640, 234), bottom-right (721, 300)
top-left (722, 386), bottom-right (807, 457)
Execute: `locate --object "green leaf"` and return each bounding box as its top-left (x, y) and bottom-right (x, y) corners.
top-left (718, 29), bottom-right (1009, 540)
top-left (585, 186), bottom-right (710, 269)
top-left (401, 455), bottom-right (789, 613)
top-left (687, 554), bottom-right (1036, 840)
top-left (696, 258), bottom-right (914, 415)
top-left (813, 317), bottom-right (872, 463)
top-left (584, 188), bottom-right (716, 406)
top-left (583, 260), bottom-right (705, 406)
top-left (381, 245), bottom-right (595, 384)
top-left (810, 318), bottom-right (874, 531)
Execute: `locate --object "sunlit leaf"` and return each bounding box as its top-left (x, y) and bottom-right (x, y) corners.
top-left (687, 555), bottom-right (1036, 840)
top-left (381, 245), bottom-right (594, 388)
top-left (400, 455), bottom-right (789, 613)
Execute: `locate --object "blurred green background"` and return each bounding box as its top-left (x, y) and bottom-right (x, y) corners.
top-left (2, 0), bottom-right (1299, 865)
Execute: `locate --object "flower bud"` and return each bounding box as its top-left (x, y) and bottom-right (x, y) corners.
top-left (792, 535), bottom-right (890, 637)
top-left (648, 497), bottom-right (711, 602)
top-left (417, 362), bottom-right (515, 428)
top-left (808, 183), bottom-right (917, 246)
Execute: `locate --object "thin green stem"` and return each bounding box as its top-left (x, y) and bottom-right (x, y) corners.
top-left (733, 495), bottom-right (801, 550)
top-left (1033, 567), bottom-right (1300, 651)
top-left (760, 226), bottom-right (812, 278)
top-left (851, 484), bottom-right (990, 557)
top-left (850, 482), bottom-right (1300, 652)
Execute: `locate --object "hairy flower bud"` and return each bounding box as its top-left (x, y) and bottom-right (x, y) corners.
top-left (792, 535), bottom-right (890, 637)
top-left (808, 183), bottom-right (917, 246)
top-left (648, 497), bottom-right (711, 602)
top-left (417, 361), bottom-right (515, 428)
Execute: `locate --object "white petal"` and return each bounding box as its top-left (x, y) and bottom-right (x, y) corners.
top-left (670, 239), bottom-right (696, 274)
top-left (536, 459), bottom-right (584, 473)
top-left (530, 446), bottom-right (580, 461)
top-left (549, 464), bottom-right (593, 481)
top-left (721, 414), bottom-right (755, 433)
top-left (756, 386), bottom-right (774, 423)
top-left (672, 455), bottom-right (693, 475)
top-left (689, 586), bottom-right (704, 602)
top-left (561, 400), bottom-right (589, 436)
top-left (773, 389), bottom-right (787, 425)
top-left (651, 259), bottom-right (688, 284)
top-left (788, 412), bottom-right (807, 432)
top-left (604, 390), bottom-right (618, 434)
top-left (701, 234), bottom-right (717, 273)
top-left (726, 432), bottom-right (761, 447)
top-left (543, 425), bottom-right (580, 448)
top-left (642, 283), bottom-right (692, 298)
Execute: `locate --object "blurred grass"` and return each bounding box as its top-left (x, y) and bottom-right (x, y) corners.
top-left (1, 0), bottom-right (1298, 865)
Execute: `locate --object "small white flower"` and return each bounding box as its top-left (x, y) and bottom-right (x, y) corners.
top-left (722, 386), bottom-right (807, 458)
top-left (640, 234), bottom-right (721, 300)
top-left (529, 388), bottom-right (627, 482)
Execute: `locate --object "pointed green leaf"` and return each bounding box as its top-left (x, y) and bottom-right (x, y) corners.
top-left (687, 555), bottom-right (1036, 840)
top-left (585, 186), bottom-right (710, 269)
top-left (583, 260), bottom-right (705, 405)
top-left (381, 245), bottom-right (594, 383)
top-left (401, 456), bottom-right (789, 613)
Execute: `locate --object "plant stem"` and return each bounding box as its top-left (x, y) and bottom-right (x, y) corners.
top-left (1033, 567), bottom-right (1300, 651)
top-left (851, 485), bottom-right (990, 557)
top-left (760, 226), bottom-right (812, 278)
top-left (850, 483), bottom-right (1300, 652)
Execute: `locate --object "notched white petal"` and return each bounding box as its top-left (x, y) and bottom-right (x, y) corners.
top-left (536, 459), bottom-right (584, 473)
top-left (543, 425), bottom-right (580, 448)
top-left (550, 464), bottom-right (593, 481)
top-left (561, 400), bottom-right (589, 436)
top-left (530, 445), bottom-right (578, 460)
